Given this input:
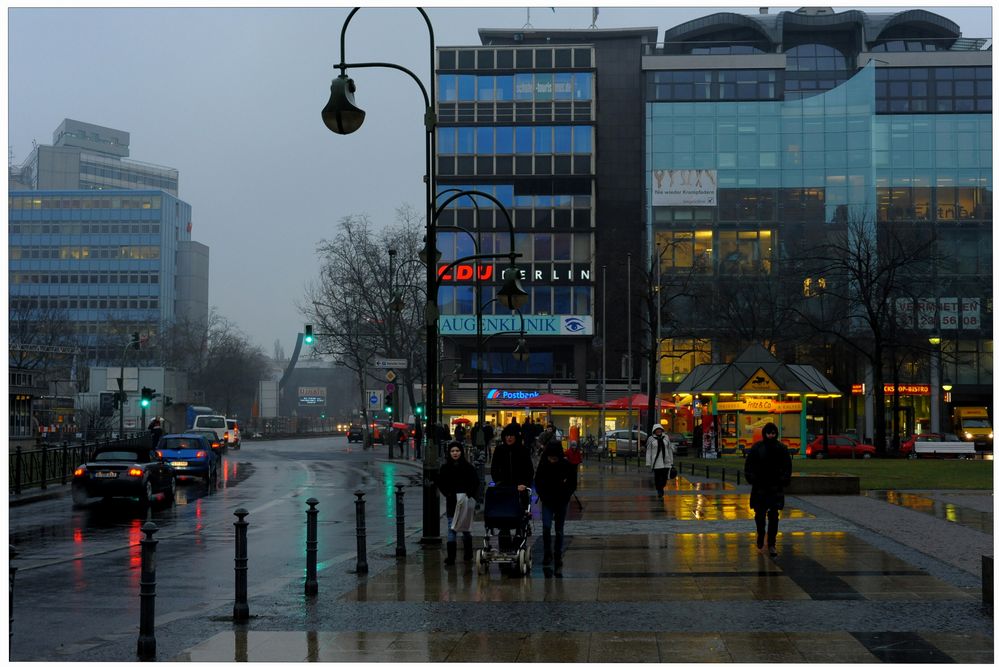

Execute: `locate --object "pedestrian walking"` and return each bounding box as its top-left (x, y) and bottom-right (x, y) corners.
top-left (490, 423), bottom-right (535, 549)
top-left (454, 422), bottom-right (466, 444)
top-left (744, 422), bottom-right (792, 557)
top-left (438, 441), bottom-right (480, 565)
top-left (534, 440), bottom-right (578, 577)
top-left (148, 417), bottom-right (164, 448)
top-left (536, 423), bottom-right (557, 457)
top-left (645, 425), bottom-right (675, 498)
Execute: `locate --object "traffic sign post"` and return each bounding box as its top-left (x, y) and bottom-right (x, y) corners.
top-left (366, 390), bottom-right (384, 411)
top-left (374, 359), bottom-right (407, 369)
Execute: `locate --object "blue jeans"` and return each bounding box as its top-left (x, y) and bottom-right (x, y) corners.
top-left (446, 514), bottom-right (471, 544)
top-left (541, 503), bottom-right (568, 538)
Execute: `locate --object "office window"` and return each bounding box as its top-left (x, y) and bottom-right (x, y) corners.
top-left (457, 75), bottom-right (475, 101)
top-left (476, 127), bottom-right (494, 154)
top-left (477, 75), bottom-right (495, 101)
top-left (496, 75), bottom-right (513, 101)
top-left (515, 126), bottom-right (533, 153)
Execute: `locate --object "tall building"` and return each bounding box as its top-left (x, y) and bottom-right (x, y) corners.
top-left (436, 8), bottom-right (991, 443)
top-left (8, 119), bottom-right (209, 365)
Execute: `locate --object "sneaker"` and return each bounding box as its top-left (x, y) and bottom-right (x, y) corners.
top-left (768, 546), bottom-right (777, 557)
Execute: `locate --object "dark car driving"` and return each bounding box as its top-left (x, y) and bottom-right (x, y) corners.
top-left (72, 443), bottom-right (175, 507)
top-left (155, 433), bottom-right (219, 483)
top-left (347, 424), bottom-right (364, 443)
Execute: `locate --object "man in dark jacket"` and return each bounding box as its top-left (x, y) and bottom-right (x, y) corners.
top-left (534, 441), bottom-right (577, 576)
top-left (490, 423), bottom-right (535, 549)
top-left (744, 422), bottom-right (792, 557)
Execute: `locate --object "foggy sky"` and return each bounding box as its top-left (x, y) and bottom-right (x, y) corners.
top-left (6, 3), bottom-right (992, 359)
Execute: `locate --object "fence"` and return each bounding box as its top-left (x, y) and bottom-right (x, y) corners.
top-left (9, 434), bottom-right (151, 495)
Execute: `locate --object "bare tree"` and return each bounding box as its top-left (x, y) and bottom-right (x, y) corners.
top-left (301, 208), bottom-right (426, 434)
top-left (8, 303), bottom-right (76, 380)
top-left (790, 214), bottom-right (939, 455)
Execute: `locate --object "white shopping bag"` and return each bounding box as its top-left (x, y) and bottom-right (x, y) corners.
top-left (450, 492), bottom-right (474, 532)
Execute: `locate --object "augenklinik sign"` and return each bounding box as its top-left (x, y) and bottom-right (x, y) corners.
top-left (438, 315), bottom-right (593, 336)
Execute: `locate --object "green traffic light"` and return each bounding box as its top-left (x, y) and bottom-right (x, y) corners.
top-left (304, 324), bottom-right (315, 345)
top-left (385, 405), bottom-right (393, 414)
top-left (140, 397), bottom-right (151, 408)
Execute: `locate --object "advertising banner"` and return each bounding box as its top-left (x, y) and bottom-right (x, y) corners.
top-left (438, 315), bottom-right (592, 336)
top-left (297, 386), bottom-right (327, 406)
top-left (651, 169), bottom-right (717, 206)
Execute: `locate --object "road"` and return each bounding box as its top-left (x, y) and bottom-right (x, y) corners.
top-left (8, 436), bottom-right (425, 662)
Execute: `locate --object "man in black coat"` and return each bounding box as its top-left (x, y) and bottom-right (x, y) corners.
top-left (744, 422), bottom-right (792, 557)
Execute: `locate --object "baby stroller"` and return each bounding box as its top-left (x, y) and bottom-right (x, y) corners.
top-left (474, 484), bottom-right (533, 576)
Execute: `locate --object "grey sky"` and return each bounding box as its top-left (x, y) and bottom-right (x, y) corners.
top-left (7, 3), bottom-right (992, 358)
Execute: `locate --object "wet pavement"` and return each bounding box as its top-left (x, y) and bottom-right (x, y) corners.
top-left (172, 455), bottom-right (993, 663)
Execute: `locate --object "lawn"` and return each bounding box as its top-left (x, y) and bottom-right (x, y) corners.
top-left (675, 455), bottom-right (994, 490)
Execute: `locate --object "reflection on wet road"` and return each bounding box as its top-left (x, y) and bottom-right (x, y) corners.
top-left (865, 490), bottom-right (993, 534)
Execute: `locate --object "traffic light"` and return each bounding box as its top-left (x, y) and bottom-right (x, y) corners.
top-left (140, 387), bottom-right (153, 408)
top-left (130, 331), bottom-right (141, 348)
top-left (304, 324), bottom-right (314, 345)
top-left (385, 392), bottom-right (394, 415)
top-left (414, 402), bottom-right (424, 416)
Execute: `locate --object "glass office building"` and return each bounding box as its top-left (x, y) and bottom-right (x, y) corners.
top-left (644, 8), bottom-right (991, 438)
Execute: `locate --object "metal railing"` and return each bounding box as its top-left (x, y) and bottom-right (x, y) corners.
top-left (9, 434), bottom-right (151, 495)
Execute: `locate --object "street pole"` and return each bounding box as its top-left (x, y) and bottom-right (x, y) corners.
top-left (600, 265), bottom-right (606, 440)
top-left (626, 253), bottom-right (633, 446)
top-left (388, 248), bottom-right (396, 460)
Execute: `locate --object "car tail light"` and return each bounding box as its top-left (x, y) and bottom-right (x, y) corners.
top-left (196, 450), bottom-right (207, 458)
top-left (128, 468), bottom-right (143, 477)
top-left (74, 467), bottom-right (86, 477)
top-left (223, 433), bottom-right (230, 442)
top-left (212, 442), bottom-right (220, 449)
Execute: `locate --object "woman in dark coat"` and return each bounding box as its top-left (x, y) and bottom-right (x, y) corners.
top-left (744, 422), bottom-right (792, 557)
top-left (534, 441), bottom-right (578, 577)
top-left (438, 441), bottom-right (479, 565)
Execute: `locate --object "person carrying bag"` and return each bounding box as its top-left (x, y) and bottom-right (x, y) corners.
top-left (645, 425), bottom-right (675, 498)
top-left (438, 441), bottom-right (480, 565)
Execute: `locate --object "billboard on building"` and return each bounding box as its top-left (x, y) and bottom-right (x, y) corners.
top-left (298, 386), bottom-right (327, 406)
top-left (651, 169), bottom-right (717, 206)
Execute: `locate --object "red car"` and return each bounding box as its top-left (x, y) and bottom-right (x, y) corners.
top-left (805, 434), bottom-right (875, 459)
top-left (898, 432), bottom-right (962, 458)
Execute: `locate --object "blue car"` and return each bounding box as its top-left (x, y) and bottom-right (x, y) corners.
top-left (155, 433), bottom-right (219, 483)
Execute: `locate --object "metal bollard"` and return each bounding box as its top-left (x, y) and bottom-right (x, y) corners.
top-left (233, 508), bottom-right (250, 622)
top-left (137, 521), bottom-right (158, 661)
top-left (14, 447), bottom-right (22, 495)
top-left (9, 546), bottom-right (17, 649)
top-left (354, 491), bottom-right (369, 574)
top-left (395, 484), bottom-right (406, 558)
top-left (305, 498), bottom-right (319, 597)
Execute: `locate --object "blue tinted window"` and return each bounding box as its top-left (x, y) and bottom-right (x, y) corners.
top-left (457, 127), bottom-right (475, 154)
top-left (554, 126), bottom-right (571, 153)
top-left (515, 73), bottom-right (533, 100)
top-left (437, 127), bottom-right (456, 154)
top-left (496, 75), bottom-right (513, 101)
top-left (515, 127), bottom-right (533, 153)
top-left (554, 73), bottom-right (573, 100)
top-left (438, 232), bottom-right (456, 262)
top-left (574, 73), bottom-right (592, 100)
top-left (515, 193), bottom-right (532, 207)
top-left (496, 127), bottom-right (513, 154)
top-left (439, 75), bottom-right (457, 102)
top-left (535, 127), bottom-right (553, 153)
top-left (574, 288), bottom-right (591, 315)
top-left (456, 233), bottom-right (475, 259)
top-left (532, 286), bottom-right (551, 314)
top-left (477, 75), bottom-right (495, 101)
top-left (495, 184), bottom-right (514, 208)
top-left (476, 127), bottom-right (494, 154)
top-left (553, 286), bottom-right (572, 314)
top-left (573, 126), bottom-right (592, 153)
top-left (457, 75), bottom-right (476, 100)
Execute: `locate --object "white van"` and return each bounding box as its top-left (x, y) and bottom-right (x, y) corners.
top-left (192, 414), bottom-right (228, 452)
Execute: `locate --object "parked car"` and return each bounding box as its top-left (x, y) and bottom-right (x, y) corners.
top-left (155, 433), bottom-right (219, 483)
top-left (667, 432), bottom-right (689, 457)
top-left (347, 424), bottom-right (364, 443)
top-left (72, 443), bottom-right (175, 507)
top-left (805, 434), bottom-right (875, 459)
top-left (224, 419), bottom-right (241, 450)
top-left (599, 429), bottom-right (648, 457)
top-left (899, 432), bottom-right (973, 459)
top-left (185, 428), bottom-right (226, 458)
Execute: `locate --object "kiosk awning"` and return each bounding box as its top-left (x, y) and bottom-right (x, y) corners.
top-left (674, 343), bottom-right (841, 397)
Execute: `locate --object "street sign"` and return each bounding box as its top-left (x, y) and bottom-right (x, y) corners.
top-left (366, 389), bottom-right (383, 410)
top-left (385, 369), bottom-right (397, 382)
top-left (374, 359), bottom-right (407, 369)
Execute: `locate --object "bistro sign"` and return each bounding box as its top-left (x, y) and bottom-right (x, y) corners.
top-left (851, 383), bottom-right (930, 396)
top-left (438, 315), bottom-right (592, 336)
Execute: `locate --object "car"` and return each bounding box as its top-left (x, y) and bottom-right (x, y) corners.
top-left (599, 429), bottom-right (648, 457)
top-left (347, 424), bottom-right (364, 443)
top-left (185, 428), bottom-right (226, 458)
top-left (805, 434), bottom-right (876, 459)
top-left (666, 432), bottom-right (689, 457)
top-left (370, 419), bottom-right (393, 444)
top-left (899, 432), bottom-right (972, 459)
top-left (72, 443), bottom-right (175, 507)
top-left (192, 414), bottom-right (228, 453)
top-left (155, 433), bottom-right (219, 482)
top-left (224, 419), bottom-right (241, 450)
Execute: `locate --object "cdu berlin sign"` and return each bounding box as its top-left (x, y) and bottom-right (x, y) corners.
top-left (437, 315), bottom-right (592, 336)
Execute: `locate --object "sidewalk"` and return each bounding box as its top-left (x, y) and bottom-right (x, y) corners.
top-left (173, 456), bottom-right (993, 662)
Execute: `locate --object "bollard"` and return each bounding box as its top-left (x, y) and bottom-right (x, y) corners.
top-left (233, 508), bottom-right (250, 622)
top-left (14, 447), bottom-right (22, 495)
top-left (354, 491), bottom-right (369, 575)
top-left (395, 484), bottom-right (407, 558)
top-left (9, 546), bottom-right (16, 649)
top-left (305, 498), bottom-right (319, 597)
top-left (737, 470), bottom-right (741, 485)
top-left (136, 521), bottom-right (158, 661)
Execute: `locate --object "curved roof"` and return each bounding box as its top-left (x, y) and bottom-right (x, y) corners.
top-left (661, 8), bottom-right (962, 50)
top-left (674, 343), bottom-right (841, 396)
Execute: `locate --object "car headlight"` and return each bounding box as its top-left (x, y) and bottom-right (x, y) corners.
top-left (964, 432), bottom-right (973, 440)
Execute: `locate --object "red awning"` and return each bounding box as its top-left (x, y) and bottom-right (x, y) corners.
top-left (602, 393), bottom-right (676, 410)
top-left (501, 392), bottom-right (595, 408)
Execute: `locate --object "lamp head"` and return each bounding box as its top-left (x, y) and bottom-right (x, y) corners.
top-left (322, 74), bottom-right (365, 135)
top-left (512, 337), bottom-right (530, 363)
top-left (942, 380), bottom-right (953, 391)
top-left (497, 266), bottom-right (529, 310)
top-left (928, 335), bottom-right (941, 346)
top-left (419, 236), bottom-right (441, 265)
